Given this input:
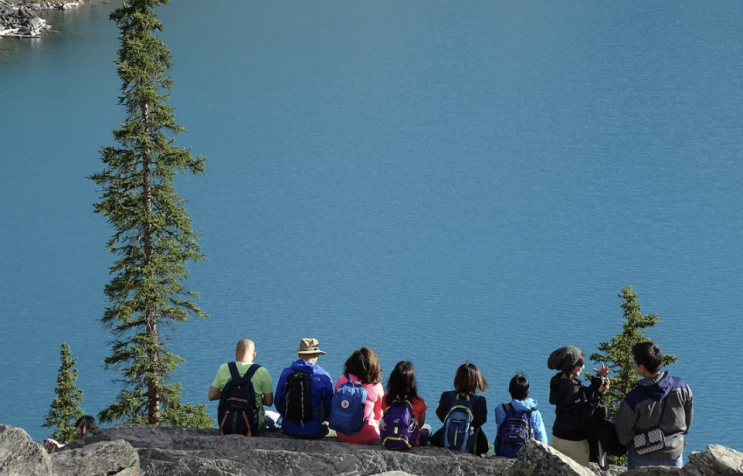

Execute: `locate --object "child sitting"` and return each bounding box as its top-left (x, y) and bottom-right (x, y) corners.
top-left (381, 361), bottom-right (431, 447)
top-left (430, 363), bottom-right (489, 456)
top-left (494, 374), bottom-right (548, 457)
top-left (332, 347), bottom-right (385, 445)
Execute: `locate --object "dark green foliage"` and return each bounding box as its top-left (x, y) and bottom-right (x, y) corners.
top-left (90, 0), bottom-right (212, 428)
top-left (589, 285), bottom-right (677, 464)
top-left (98, 383), bottom-right (213, 429)
top-left (42, 343), bottom-right (84, 443)
top-left (161, 383), bottom-right (216, 429)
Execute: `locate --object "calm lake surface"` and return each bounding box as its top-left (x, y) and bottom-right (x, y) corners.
top-left (1, 0), bottom-right (742, 455)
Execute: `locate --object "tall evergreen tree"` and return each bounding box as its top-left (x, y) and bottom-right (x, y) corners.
top-left (90, 0), bottom-right (212, 427)
top-left (43, 343), bottom-right (84, 443)
top-left (589, 285), bottom-right (678, 464)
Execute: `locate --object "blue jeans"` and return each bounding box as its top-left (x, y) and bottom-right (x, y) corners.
top-left (628, 447), bottom-right (683, 470)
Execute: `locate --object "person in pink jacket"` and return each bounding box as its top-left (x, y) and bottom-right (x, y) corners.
top-left (334, 347), bottom-right (384, 445)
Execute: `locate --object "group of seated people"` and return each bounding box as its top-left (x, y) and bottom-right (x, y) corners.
top-left (208, 338), bottom-right (693, 471)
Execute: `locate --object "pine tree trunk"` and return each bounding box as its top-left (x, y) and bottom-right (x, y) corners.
top-left (142, 102), bottom-right (161, 425)
top-left (146, 309), bottom-right (161, 425)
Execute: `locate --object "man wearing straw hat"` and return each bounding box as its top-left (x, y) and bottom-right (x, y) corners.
top-left (275, 338), bottom-right (334, 439)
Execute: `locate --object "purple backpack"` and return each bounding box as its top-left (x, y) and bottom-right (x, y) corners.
top-left (380, 399), bottom-right (419, 451)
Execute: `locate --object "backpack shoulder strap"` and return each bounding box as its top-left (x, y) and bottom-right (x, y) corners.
top-left (345, 374), bottom-right (363, 387)
top-left (318, 396), bottom-right (325, 420)
top-left (230, 363), bottom-right (260, 386)
top-left (527, 407), bottom-right (535, 432)
top-left (454, 392), bottom-right (476, 412)
top-left (228, 362), bottom-right (241, 382)
top-left (244, 364), bottom-right (261, 383)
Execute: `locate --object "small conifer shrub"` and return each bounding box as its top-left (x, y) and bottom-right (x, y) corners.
top-left (42, 343), bottom-right (84, 444)
top-left (589, 285), bottom-right (678, 465)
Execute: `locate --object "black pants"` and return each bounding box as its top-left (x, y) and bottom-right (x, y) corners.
top-left (284, 424), bottom-right (329, 440)
top-left (430, 427), bottom-right (488, 456)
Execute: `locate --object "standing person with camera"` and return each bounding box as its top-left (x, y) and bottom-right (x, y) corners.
top-left (616, 342), bottom-right (693, 470)
top-left (548, 345), bottom-right (611, 467)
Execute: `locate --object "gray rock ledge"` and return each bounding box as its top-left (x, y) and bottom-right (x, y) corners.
top-left (1, 423), bottom-right (741, 476)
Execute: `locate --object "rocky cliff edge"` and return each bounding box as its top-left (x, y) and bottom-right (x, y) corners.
top-left (1, 423), bottom-right (741, 476)
top-left (0, 0), bottom-right (89, 38)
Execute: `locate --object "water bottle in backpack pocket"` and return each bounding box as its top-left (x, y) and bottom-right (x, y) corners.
top-left (284, 371), bottom-right (314, 423)
top-left (443, 392), bottom-right (476, 453)
top-left (217, 363), bottom-right (260, 436)
top-left (380, 399), bottom-right (419, 451)
top-left (494, 403), bottom-right (534, 458)
top-left (328, 375), bottom-right (368, 435)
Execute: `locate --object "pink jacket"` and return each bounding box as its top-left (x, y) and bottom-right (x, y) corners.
top-left (334, 374), bottom-right (384, 445)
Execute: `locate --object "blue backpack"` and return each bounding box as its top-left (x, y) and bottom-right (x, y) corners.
top-left (443, 392), bottom-right (477, 453)
top-left (328, 375), bottom-right (368, 435)
top-left (380, 399), bottom-right (419, 451)
top-left (494, 403), bottom-right (534, 458)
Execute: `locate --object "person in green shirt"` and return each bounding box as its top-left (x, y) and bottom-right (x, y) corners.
top-left (208, 339), bottom-right (274, 431)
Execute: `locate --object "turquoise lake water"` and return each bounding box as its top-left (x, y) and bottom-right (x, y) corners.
top-left (1, 0), bottom-right (742, 455)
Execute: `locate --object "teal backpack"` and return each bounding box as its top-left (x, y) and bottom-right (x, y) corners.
top-left (443, 392), bottom-right (477, 453)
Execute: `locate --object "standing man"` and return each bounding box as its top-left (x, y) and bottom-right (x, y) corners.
top-left (274, 338), bottom-right (334, 439)
top-left (616, 342), bottom-right (693, 469)
top-left (208, 339), bottom-right (274, 435)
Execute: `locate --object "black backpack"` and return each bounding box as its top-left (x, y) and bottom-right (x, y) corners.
top-left (218, 363), bottom-right (260, 436)
top-left (283, 370), bottom-right (314, 422)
